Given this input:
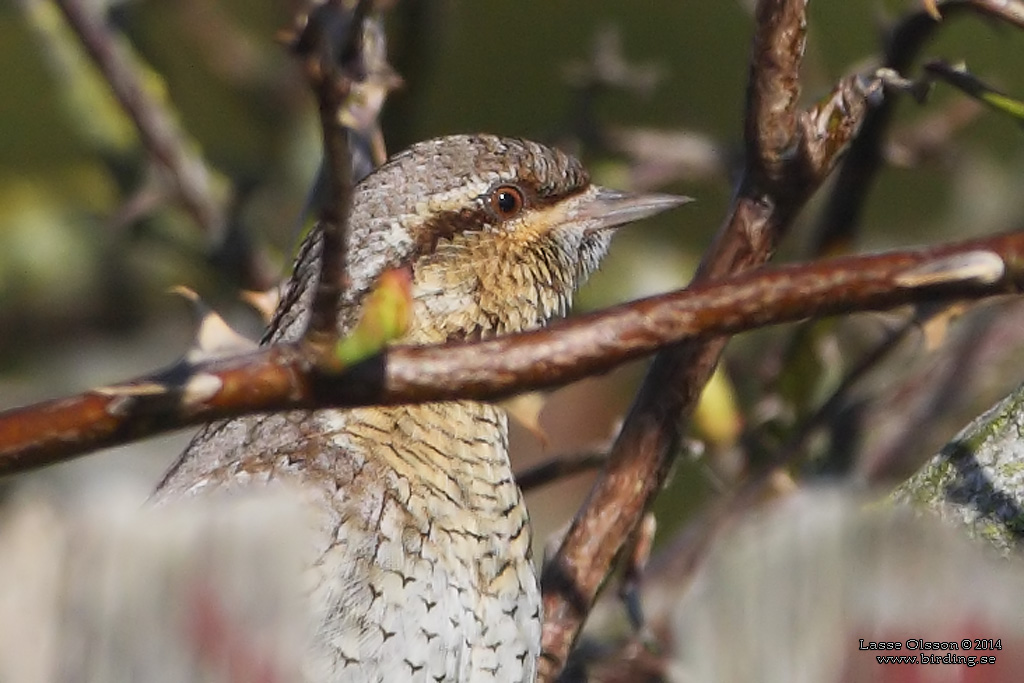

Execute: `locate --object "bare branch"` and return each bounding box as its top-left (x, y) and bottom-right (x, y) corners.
top-left (0, 232), bottom-right (1020, 477)
top-left (53, 0), bottom-right (225, 242)
top-left (290, 0), bottom-right (371, 347)
top-left (516, 452), bottom-right (608, 493)
top-left (537, 1), bottom-right (875, 674)
top-left (744, 0), bottom-right (807, 188)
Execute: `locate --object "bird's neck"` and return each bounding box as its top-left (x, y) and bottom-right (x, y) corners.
top-left (407, 233), bottom-right (578, 343)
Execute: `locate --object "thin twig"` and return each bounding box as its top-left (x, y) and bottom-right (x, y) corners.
top-left (776, 319), bottom-right (918, 465)
top-left (858, 307), bottom-right (999, 483)
top-left (515, 452), bottom-right (608, 493)
top-left (291, 0), bottom-right (371, 346)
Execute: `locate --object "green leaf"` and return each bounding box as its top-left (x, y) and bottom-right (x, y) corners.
top-left (333, 267), bottom-right (413, 365)
top-left (924, 60), bottom-right (1024, 126)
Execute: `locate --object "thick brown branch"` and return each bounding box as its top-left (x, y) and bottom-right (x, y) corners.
top-left (538, 1), bottom-right (858, 675)
top-left (1, 233), bottom-right (1022, 476)
top-left (744, 0), bottom-right (807, 189)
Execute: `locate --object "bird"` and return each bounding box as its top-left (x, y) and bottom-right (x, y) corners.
top-left (154, 134), bottom-right (687, 682)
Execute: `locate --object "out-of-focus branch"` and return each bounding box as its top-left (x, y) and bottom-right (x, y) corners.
top-left (516, 452), bottom-right (608, 493)
top-left (778, 318), bottom-right (917, 464)
top-left (811, 0), bottom-right (1024, 255)
top-left (0, 231), bottom-right (1022, 476)
top-left (605, 127), bottom-right (727, 190)
top-left (53, 0), bottom-right (225, 243)
top-left (886, 98), bottom-right (982, 168)
top-left (859, 307), bottom-right (999, 483)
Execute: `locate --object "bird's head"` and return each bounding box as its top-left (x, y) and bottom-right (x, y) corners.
top-left (271, 135), bottom-right (688, 344)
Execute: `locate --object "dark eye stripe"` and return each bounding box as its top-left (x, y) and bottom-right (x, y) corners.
top-left (406, 170), bottom-right (591, 260)
top-left (410, 207), bottom-right (492, 255)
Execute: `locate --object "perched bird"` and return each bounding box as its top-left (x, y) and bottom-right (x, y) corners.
top-left (155, 134), bottom-right (686, 682)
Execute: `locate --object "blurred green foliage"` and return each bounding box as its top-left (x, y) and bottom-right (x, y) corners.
top-left (4, 2), bottom-right (1022, 343)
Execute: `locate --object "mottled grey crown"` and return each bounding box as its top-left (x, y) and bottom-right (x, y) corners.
top-left (381, 134), bottom-right (589, 202)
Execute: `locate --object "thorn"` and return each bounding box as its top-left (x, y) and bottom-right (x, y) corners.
top-left (169, 286), bottom-right (258, 362)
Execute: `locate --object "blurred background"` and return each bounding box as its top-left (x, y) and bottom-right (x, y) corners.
top-left (2, 0), bottom-right (1024, 573)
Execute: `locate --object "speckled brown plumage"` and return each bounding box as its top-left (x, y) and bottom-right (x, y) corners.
top-left (154, 134), bottom-right (685, 682)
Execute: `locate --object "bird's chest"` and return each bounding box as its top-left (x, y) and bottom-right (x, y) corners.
top-left (303, 402), bottom-right (541, 682)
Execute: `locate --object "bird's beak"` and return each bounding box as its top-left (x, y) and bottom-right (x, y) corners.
top-left (578, 187), bottom-right (693, 234)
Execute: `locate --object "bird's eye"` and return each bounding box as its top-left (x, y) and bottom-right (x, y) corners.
top-left (488, 185), bottom-right (525, 220)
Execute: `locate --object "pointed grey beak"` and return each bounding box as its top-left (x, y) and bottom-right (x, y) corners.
top-left (579, 187), bottom-right (693, 234)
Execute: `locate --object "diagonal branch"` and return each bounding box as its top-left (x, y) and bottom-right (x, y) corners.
top-left (0, 232), bottom-right (1021, 476)
top-left (537, 1), bottom-right (868, 675)
top-left (536, 3), bottom-right (1024, 670)
top-left (53, 0), bottom-right (225, 243)
top-left (744, 0), bottom-right (807, 189)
